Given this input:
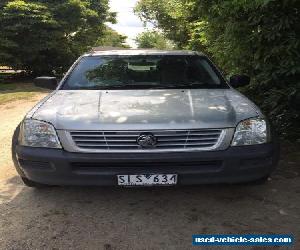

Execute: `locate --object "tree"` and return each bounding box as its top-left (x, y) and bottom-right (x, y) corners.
top-left (135, 30), bottom-right (175, 49)
top-left (0, 0), bottom-right (115, 75)
top-left (135, 0), bottom-right (300, 139)
top-left (95, 26), bottom-right (130, 48)
top-left (135, 0), bottom-right (191, 48)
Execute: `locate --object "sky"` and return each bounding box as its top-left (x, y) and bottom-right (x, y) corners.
top-left (108, 0), bottom-right (151, 48)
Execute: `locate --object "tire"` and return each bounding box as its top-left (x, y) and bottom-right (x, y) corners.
top-left (12, 124), bottom-right (26, 177)
top-left (240, 175), bottom-right (270, 185)
top-left (250, 175), bottom-right (270, 185)
top-left (21, 177), bottom-right (51, 188)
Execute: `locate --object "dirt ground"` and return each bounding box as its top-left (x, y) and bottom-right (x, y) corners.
top-left (0, 94), bottom-right (299, 250)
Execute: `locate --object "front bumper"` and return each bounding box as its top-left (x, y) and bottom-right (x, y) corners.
top-left (14, 143), bottom-right (279, 186)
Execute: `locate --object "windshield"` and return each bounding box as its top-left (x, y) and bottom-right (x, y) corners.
top-left (61, 55), bottom-right (228, 90)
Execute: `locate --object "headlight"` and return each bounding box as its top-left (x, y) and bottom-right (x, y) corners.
top-left (19, 119), bottom-right (62, 148)
top-left (231, 117), bottom-right (269, 146)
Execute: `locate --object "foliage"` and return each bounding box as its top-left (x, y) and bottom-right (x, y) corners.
top-left (0, 0), bottom-right (114, 75)
top-left (135, 0), bottom-right (191, 48)
top-left (95, 26), bottom-right (130, 48)
top-left (135, 0), bottom-right (300, 139)
top-left (135, 30), bottom-right (176, 49)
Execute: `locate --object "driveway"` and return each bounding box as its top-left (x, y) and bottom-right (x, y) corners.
top-left (0, 95), bottom-right (299, 250)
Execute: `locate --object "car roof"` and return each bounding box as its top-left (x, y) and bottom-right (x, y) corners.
top-left (84, 49), bottom-right (204, 57)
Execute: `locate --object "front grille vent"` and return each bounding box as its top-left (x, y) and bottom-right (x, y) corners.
top-left (69, 129), bottom-right (223, 152)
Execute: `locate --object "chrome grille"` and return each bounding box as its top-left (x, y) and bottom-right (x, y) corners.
top-left (69, 129), bottom-right (224, 152)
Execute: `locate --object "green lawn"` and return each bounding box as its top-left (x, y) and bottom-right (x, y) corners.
top-left (0, 81), bottom-right (49, 105)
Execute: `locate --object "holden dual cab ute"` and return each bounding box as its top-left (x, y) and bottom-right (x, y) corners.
top-left (12, 50), bottom-right (279, 187)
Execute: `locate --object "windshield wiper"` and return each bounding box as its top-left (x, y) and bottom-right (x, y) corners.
top-left (150, 82), bottom-right (223, 89)
top-left (68, 82), bottom-right (223, 90)
top-left (70, 84), bottom-right (129, 90)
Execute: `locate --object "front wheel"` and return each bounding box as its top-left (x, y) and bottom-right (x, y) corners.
top-left (21, 177), bottom-right (51, 188)
top-left (250, 175), bottom-right (270, 185)
top-left (241, 175), bottom-right (270, 185)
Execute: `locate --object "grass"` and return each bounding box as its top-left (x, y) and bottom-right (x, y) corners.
top-left (0, 82), bottom-right (41, 91)
top-left (0, 80), bottom-right (49, 105)
top-left (0, 92), bottom-right (38, 105)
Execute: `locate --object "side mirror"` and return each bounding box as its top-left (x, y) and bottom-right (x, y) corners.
top-left (229, 74), bottom-right (250, 88)
top-left (34, 77), bottom-right (58, 90)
